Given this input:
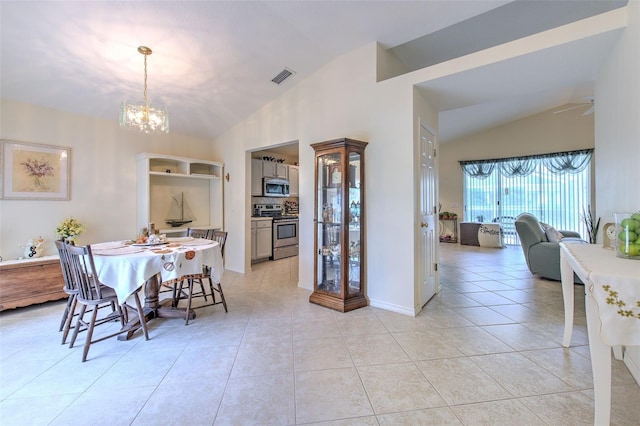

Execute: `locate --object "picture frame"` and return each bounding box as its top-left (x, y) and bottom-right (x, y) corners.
top-left (329, 164), bottom-right (342, 187)
top-left (1, 140), bottom-right (71, 200)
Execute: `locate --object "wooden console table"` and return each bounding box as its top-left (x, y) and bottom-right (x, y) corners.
top-left (560, 243), bottom-right (640, 425)
top-left (0, 255), bottom-right (66, 311)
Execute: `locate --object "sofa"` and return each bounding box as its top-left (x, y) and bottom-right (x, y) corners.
top-left (514, 213), bottom-right (586, 282)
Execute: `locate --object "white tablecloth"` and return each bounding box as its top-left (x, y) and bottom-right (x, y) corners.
top-left (562, 243), bottom-right (640, 347)
top-left (91, 239), bottom-right (224, 306)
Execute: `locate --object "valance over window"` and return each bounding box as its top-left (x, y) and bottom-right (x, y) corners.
top-left (460, 149), bottom-right (593, 178)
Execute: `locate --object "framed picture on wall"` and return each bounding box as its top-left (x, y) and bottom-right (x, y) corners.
top-left (1, 140), bottom-right (71, 200)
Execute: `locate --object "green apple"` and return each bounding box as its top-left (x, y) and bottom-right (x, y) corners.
top-left (619, 230), bottom-right (638, 242)
top-left (627, 244), bottom-right (640, 257)
top-left (621, 218), bottom-right (639, 231)
top-left (631, 212), bottom-right (640, 222)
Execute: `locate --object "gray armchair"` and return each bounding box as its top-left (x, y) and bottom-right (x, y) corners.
top-left (515, 213), bottom-right (586, 282)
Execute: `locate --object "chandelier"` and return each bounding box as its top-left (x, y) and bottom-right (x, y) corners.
top-left (120, 46), bottom-right (169, 134)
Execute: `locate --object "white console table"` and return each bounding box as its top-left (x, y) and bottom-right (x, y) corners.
top-left (560, 243), bottom-right (640, 425)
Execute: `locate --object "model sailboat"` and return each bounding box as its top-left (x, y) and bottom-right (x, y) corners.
top-left (165, 192), bottom-right (195, 227)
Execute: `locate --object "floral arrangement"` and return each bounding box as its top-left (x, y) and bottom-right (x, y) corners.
top-left (21, 157), bottom-right (55, 189)
top-left (55, 217), bottom-right (85, 241)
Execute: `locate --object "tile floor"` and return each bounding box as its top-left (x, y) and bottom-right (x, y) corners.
top-left (1, 243), bottom-right (639, 425)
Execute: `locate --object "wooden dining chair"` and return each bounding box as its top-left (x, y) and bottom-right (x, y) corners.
top-left (160, 227), bottom-right (216, 302)
top-left (211, 230), bottom-right (227, 258)
top-left (56, 240), bottom-right (116, 345)
top-left (187, 228), bottom-right (212, 239)
top-left (171, 230), bottom-right (228, 324)
top-left (65, 242), bottom-right (149, 362)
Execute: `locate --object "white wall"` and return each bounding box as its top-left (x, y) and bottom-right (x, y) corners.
top-left (214, 43), bottom-right (434, 314)
top-left (0, 100), bottom-right (215, 259)
top-left (594, 0), bottom-right (640, 382)
top-left (439, 106), bottom-right (595, 220)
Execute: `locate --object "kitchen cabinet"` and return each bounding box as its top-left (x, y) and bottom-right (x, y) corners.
top-left (251, 218), bottom-right (273, 261)
top-left (288, 165), bottom-right (299, 197)
top-left (310, 138), bottom-right (367, 312)
top-left (251, 158), bottom-right (263, 196)
top-left (137, 153), bottom-right (224, 236)
top-left (263, 161), bottom-right (288, 179)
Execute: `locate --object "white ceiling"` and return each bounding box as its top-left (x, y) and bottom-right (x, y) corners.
top-left (0, 1), bottom-right (626, 145)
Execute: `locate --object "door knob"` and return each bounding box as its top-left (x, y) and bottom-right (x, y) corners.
top-left (421, 222), bottom-right (429, 228)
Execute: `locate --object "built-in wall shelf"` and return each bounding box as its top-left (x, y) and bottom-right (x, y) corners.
top-left (136, 153), bottom-right (224, 236)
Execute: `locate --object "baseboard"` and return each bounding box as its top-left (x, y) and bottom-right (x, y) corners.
top-left (369, 298), bottom-right (417, 316)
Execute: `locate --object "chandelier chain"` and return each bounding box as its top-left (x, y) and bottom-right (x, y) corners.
top-left (143, 53), bottom-right (148, 106)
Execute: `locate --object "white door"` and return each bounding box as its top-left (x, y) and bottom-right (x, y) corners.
top-left (419, 124), bottom-right (438, 307)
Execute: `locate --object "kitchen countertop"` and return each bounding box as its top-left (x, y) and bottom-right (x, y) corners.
top-left (251, 216), bottom-right (273, 221)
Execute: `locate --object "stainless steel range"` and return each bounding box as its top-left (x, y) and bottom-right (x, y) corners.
top-left (254, 204), bottom-right (299, 260)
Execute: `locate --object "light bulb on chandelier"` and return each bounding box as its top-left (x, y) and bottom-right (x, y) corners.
top-left (120, 46), bottom-right (169, 134)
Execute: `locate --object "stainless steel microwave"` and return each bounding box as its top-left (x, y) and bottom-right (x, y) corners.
top-left (263, 178), bottom-right (290, 197)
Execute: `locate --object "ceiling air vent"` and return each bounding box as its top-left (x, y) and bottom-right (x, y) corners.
top-left (271, 68), bottom-right (296, 85)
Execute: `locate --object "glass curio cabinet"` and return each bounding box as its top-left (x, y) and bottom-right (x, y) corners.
top-left (310, 138), bottom-right (367, 312)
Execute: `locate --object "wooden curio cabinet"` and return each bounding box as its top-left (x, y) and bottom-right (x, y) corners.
top-left (310, 138), bottom-right (367, 312)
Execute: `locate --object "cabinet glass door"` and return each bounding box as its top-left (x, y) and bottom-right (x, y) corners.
top-left (347, 151), bottom-right (361, 295)
top-left (317, 152), bottom-right (342, 295)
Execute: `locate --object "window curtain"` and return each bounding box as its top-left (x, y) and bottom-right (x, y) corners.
top-left (459, 161), bottom-right (496, 179)
top-left (460, 149), bottom-right (593, 178)
top-left (542, 149), bottom-right (592, 174)
top-left (499, 158), bottom-right (536, 177)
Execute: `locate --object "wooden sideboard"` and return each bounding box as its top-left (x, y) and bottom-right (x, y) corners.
top-left (0, 255), bottom-right (66, 311)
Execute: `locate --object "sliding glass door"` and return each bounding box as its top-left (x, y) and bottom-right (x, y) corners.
top-left (462, 150), bottom-right (593, 245)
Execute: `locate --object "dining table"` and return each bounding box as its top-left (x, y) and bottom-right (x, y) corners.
top-left (90, 236), bottom-right (224, 339)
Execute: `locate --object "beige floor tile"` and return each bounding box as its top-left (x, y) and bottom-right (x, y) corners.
top-left (294, 337), bottom-right (354, 372)
top-left (435, 292), bottom-right (482, 308)
top-left (611, 383), bottom-right (640, 424)
top-left (295, 368), bottom-right (373, 424)
top-left (440, 326), bottom-right (513, 356)
top-left (230, 339), bottom-right (293, 377)
top-left (392, 329), bottom-right (465, 361)
top-left (344, 333), bottom-right (410, 366)
top-left (520, 391), bottom-right (596, 425)
top-left (451, 398), bottom-right (546, 425)
top-left (132, 379), bottom-right (226, 425)
top-left (519, 347), bottom-right (594, 389)
top-left (0, 393), bottom-right (81, 425)
top-left (373, 308), bottom-right (424, 332)
top-left (162, 344), bottom-right (238, 383)
top-left (416, 357), bottom-right (512, 405)
top-left (471, 352), bottom-right (575, 397)
top-left (482, 323), bottom-right (559, 351)
top-left (216, 373), bottom-right (295, 425)
top-left (49, 386), bottom-right (157, 426)
top-left (357, 362), bottom-right (447, 414)
top-left (335, 311), bottom-right (389, 337)
top-left (376, 407), bottom-right (463, 425)
top-left (455, 306), bottom-right (515, 326)
top-left (416, 308), bottom-right (475, 329)
top-left (304, 416), bottom-right (379, 425)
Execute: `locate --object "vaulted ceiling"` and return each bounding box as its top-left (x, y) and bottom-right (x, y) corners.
top-left (0, 1), bottom-right (629, 143)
